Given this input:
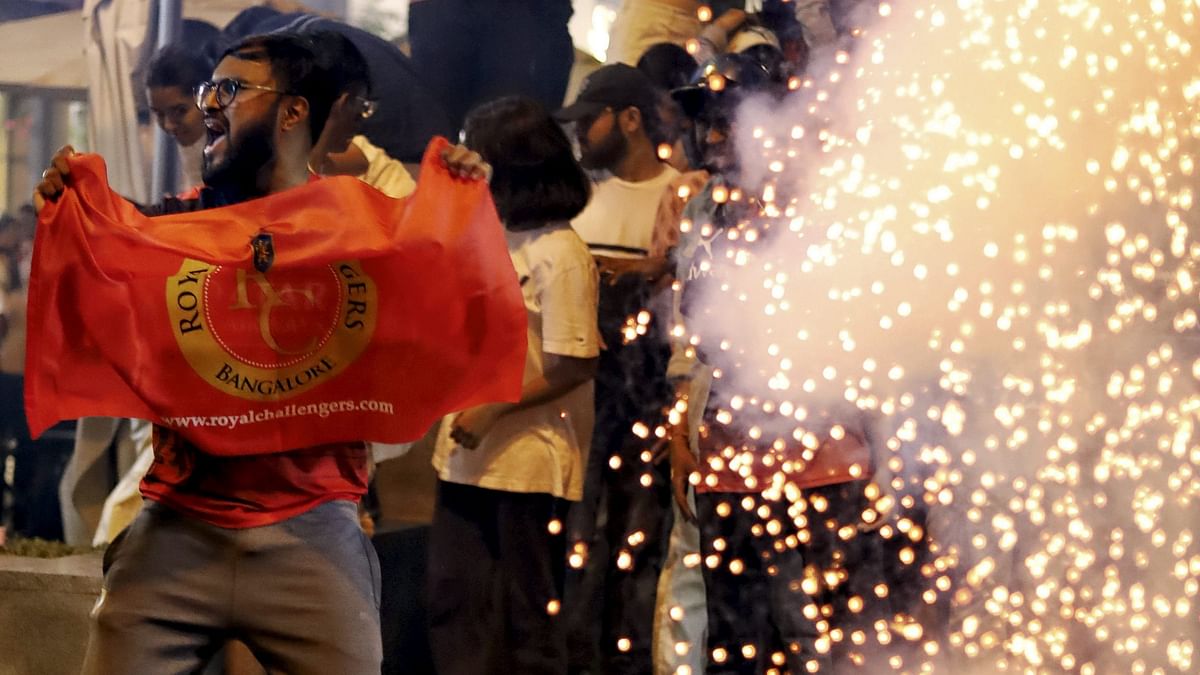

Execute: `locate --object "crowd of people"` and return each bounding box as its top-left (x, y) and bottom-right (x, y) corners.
top-left (0, 207), bottom-right (33, 484)
top-left (0, 204), bottom-right (74, 543)
top-left (6, 0), bottom-right (926, 674)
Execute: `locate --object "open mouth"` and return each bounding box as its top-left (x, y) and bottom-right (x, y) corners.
top-left (204, 117), bottom-right (227, 157)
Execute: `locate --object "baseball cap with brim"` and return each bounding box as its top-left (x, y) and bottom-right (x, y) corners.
top-left (554, 63), bottom-right (659, 123)
top-left (554, 100), bottom-right (610, 122)
top-left (671, 53), bottom-right (774, 118)
top-left (670, 85), bottom-right (710, 119)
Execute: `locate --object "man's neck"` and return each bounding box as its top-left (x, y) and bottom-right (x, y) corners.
top-left (211, 156), bottom-right (310, 204)
top-left (612, 142), bottom-right (667, 183)
top-left (263, 152), bottom-right (311, 195)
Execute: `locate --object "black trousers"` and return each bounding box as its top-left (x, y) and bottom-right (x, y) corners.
top-left (0, 372), bottom-right (25, 526)
top-left (801, 481), bottom-right (901, 670)
top-left (696, 492), bottom-right (829, 675)
top-left (427, 481), bottom-right (570, 675)
top-left (1, 372), bottom-right (71, 539)
top-left (408, 0), bottom-right (575, 132)
top-left (566, 436), bottom-right (672, 674)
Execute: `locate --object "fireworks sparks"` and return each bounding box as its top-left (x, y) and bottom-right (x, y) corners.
top-left (670, 0), bottom-right (1200, 671)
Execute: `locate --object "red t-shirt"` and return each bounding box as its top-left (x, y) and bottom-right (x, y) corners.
top-left (140, 426), bottom-right (369, 528)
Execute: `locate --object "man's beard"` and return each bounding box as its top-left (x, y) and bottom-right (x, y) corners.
top-left (579, 124), bottom-right (628, 171)
top-left (701, 142), bottom-right (736, 174)
top-left (202, 112), bottom-right (277, 195)
top-left (693, 117), bottom-right (737, 175)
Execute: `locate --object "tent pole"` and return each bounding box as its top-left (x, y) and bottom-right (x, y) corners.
top-left (27, 95), bottom-right (51, 208)
top-left (149, 0), bottom-right (183, 199)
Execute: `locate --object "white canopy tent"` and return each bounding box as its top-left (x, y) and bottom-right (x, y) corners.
top-left (0, 12), bottom-right (90, 92)
top-left (82, 0), bottom-right (260, 202)
top-left (0, 2), bottom-right (255, 93)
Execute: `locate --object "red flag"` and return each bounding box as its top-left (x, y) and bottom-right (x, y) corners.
top-left (25, 137), bottom-right (526, 455)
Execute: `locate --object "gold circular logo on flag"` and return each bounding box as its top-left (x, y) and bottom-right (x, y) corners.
top-left (166, 260), bottom-right (377, 401)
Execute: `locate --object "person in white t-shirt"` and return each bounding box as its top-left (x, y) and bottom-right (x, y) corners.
top-left (554, 63), bottom-right (681, 675)
top-left (557, 64), bottom-right (680, 268)
top-left (427, 96), bottom-right (600, 675)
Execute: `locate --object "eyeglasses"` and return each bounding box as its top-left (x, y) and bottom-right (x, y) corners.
top-left (195, 78), bottom-right (295, 111)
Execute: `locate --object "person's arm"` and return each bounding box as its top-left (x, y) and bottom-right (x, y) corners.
top-left (452, 251), bottom-right (601, 449)
top-left (34, 143), bottom-right (199, 216)
top-left (309, 93), bottom-right (363, 174)
top-left (664, 193), bottom-right (712, 520)
top-left (668, 378), bottom-right (699, 522)
top-left (692, 9), bottom-right (747, 63)
top-left (665, 274), bottom-right (700, 522)
top-left (650, 170), bottom-right (710, 259)
top-left (450, 353), bottom-right (598, 449)
top-left (351, 136), bottom-right (418, 199)
top-left (594, 254), bottom-right (672, 287)
top-left (311, 93), bottom-right (490, 183)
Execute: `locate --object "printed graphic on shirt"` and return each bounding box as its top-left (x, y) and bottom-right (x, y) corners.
top-left (167, 260), bottom-right (377, 401)
top-left (687, 228), bottom-right (720, 281)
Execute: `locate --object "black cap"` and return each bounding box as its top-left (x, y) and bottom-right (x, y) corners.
top-left (671, 53), bottom-right (778, 118)
top-left (554, 64), bottom-right (659, 122)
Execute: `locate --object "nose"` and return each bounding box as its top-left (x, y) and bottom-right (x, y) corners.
top-left (196, 86), bottom-right (220, 114)
top-left (705, 126), bottom-right (726, 145)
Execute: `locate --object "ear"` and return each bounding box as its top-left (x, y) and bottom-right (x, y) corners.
top-left (279, 95), bottom-right (311, 137)
top-left (619, 106), bottom-right (643, 134)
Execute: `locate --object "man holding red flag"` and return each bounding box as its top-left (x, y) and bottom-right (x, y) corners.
top-left (31, 31), bottom-right (522, 674)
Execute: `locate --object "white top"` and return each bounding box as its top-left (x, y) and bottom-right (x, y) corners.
top-left (572, 165), bottom-right (679, 259)
top-left (354, 135), bottom-right (417, 199)
top-left (432, 223), bottom-right (601, 500)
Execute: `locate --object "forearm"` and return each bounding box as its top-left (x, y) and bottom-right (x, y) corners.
top-left (499, 375), bottom-right (582, 415)
top-left (490, 357), bottom-right (598, 417)
top-left (668, 378), bottom-right (695, 451)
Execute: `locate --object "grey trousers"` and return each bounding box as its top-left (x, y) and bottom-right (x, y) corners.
top-left (82, 500), bottom-right (382, 675)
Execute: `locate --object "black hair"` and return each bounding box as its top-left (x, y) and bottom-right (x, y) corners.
top-left (634, 46), bottom-right (694, 147)
top-left (637, 42), bottom-right (697, 91)
top-left (463, 96), bottom-right (590, 231)
top-left (309, 30), bottom-right (372, 98)
top-left (220, 32), bottom-right (337, 145)
top-left (147, 43), bottom-right (213, 92)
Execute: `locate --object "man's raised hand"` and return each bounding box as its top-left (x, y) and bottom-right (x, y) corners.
top-left (32, 145), bottom-right (77, 212)
top-left (440, 144), bottom-right (492, 182)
